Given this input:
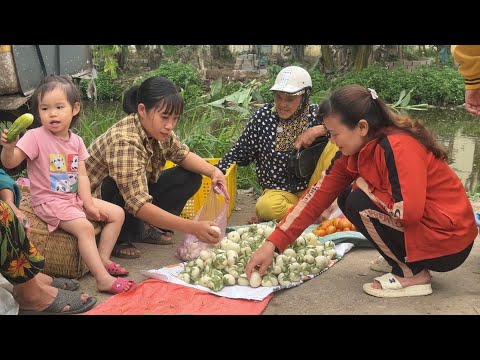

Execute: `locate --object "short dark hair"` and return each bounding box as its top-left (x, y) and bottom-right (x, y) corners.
top-left (29, 74), bottom-right (81, 128)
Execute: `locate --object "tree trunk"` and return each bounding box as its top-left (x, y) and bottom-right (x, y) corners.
top-left (135, 45), bottom-right (146, 54)
top-left (291, 45), bottom-right (305, 61)
top-left (117, 45), bottom-right (129, 70)
top-left (147, 46), bottom-right (163, 69)
top-left (321, 45), bottom-right (334, 72)
top-left (334, 45), bottom-right (353, 71)
top-left (421, 45), bottom-right (427, 56)
top-left (353, 45), bottom-right (372, 71)
top-left (195, 45), bottom-right (207, 80)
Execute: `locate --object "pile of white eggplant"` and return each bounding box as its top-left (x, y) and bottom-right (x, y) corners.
top-left (177, 223), bottom-right (337, 292)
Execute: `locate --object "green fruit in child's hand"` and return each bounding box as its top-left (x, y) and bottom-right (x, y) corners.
top-left (7, 113), bottom-right (34, 142)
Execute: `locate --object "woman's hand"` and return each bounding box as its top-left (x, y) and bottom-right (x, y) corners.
top-left (245, 241), bottom-right (276, 278)
top-left (294, 125), bottom-right (327, 150)
top-left (13, 208), bottom-right (31, 237)
top-left (210, 168), bottom-right (230, 203)
top-left (192, 220), bottom-right (223, 244)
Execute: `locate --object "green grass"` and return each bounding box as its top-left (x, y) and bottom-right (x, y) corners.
top-left (468, 184), bottom-right (480, 201)
top-left (75, 102), bottom-right (123, 147)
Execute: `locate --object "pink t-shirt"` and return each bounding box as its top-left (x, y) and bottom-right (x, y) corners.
top-left (17, 127), bottom-right (89, 207)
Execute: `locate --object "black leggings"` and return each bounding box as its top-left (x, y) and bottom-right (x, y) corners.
top-left (338, 187), bottom-right (473, 277)
top-left (101, 166), bottom-right (202, 244)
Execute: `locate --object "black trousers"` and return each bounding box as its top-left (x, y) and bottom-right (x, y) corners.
top-left (101, 166), bottom-right (202, 244)
top-left (338, 187), bottom-right (473, 277)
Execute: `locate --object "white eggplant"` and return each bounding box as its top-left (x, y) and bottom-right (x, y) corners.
top-left (237, 274), bottom-right (250, 286)
top-left (249, 271), bottom-right (262, 288)
top-left (227, 231), bottom-right (241, 242)
top-left (178, 272), bottom-right (190, 284)
top-left (199, 249), bottom-right (211, 261)
top-left (223, 274), bottom-right (236, 286)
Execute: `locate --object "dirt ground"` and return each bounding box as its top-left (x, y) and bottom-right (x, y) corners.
top-left (78, 192), bottom-right (480, 315)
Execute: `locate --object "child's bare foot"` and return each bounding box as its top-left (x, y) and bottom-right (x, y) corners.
top-left (97, 275), bottom-right (136, 294)
top-left (97, 275), bottom-right (135, 294)
top-left (371, 269), bottom-right (431, 289)
top-left (103, 261), bottom-right (129, 276)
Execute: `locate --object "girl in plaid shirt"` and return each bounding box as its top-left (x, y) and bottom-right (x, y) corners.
top-left (86, 76), bottom-right (229, 259)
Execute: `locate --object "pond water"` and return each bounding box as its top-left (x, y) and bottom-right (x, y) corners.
top-left (412, 108), bottom-right (480, 195)
top-left (83, 102), bottom-right (480, 195)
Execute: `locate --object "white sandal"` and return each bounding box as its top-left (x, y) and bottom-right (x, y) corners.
top-left (369, 255), bottom-right (392, 273)
top-left (363, 273), bottom-right (433, 298)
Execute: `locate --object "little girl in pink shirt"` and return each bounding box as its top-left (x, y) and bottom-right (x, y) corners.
top-left (1, 74), bottom-right (137, 295)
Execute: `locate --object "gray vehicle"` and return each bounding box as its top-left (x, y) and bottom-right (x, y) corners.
top-left (0, 45), bottom-right (94, 119)
top-left (0, 45), bottom-right (94, 173)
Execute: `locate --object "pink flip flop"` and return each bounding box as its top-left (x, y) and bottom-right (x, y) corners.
top-left (109, 278), bottom-right (137, 294)
top-left (106, 262), bottom-right (129, 276)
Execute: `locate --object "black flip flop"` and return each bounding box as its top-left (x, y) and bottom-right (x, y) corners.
top-left (141, 227), bottom-right (174, 245)
top-left (111, 242), bottom-right (141, 259)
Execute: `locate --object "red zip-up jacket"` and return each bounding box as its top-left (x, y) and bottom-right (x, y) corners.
top-left (269, 129), bottom-right (478, 262)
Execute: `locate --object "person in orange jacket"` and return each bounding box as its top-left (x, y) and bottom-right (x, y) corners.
top-left (246, 84), bottom-right (478, 298)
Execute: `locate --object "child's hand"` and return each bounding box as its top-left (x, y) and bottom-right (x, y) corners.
top-left (97, 207), bottom-right (109, 222)
top-left (84, 204), bottom-right (105, 222)
top-left (0, 129), bottom-right (18, 148)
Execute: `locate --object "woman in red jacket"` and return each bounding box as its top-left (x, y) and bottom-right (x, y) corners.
top-left (247, 84), bottom-right (478, 298)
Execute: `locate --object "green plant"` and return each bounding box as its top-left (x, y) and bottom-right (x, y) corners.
top-left (467, 184), bottom-right (480, 201)
top-left (80, 71), bottom-right (125, 101)
top-left (237, 164), bottom-right (261, 192)
top-left (310, 89), bottom-right (331, 105)
top-left (92, 45), bottom-right (122, 79)
top-left (388, 89), bottom-right (429, 113)
top-left (141, 60), bottom-right (203, 105)
top-left (207, 86), bottom-right (255, 115)
top-left (257, 78), bottom-right (275, 103)
top-left (309, 68), bottom-right (330, 93)
top-left (267, 64), bottom-right (282, 78)
top-left (333, 64), bottom-right (464, 106)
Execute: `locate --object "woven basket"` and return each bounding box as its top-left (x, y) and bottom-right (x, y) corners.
top-left (19, 189), bottom-right (102, 279)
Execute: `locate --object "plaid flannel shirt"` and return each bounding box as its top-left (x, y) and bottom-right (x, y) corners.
top-left (86, 114), bottom-right (189, 215)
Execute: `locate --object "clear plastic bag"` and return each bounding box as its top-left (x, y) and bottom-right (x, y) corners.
top-left (175, 186), bottom-right (228, 261)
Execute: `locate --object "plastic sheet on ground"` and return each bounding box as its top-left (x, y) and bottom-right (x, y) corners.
top-left (142, 242), bottom-right (353, 301)
top-left (0, 274), bottom-right (18, 315)
top-left (85, 279), bottom-right (272, 315)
